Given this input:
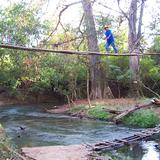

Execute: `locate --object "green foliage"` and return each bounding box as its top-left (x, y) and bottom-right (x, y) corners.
top-left (0, 124), bottom-right (12, 159)
top-left (150, 36), bottom-right (160, 52)
top-left (108, 57), bottom-right (131, 83)
top-left (0, 135), bottom-right (19, 159)
top-left (70, 105), bottom-right (113, 120)
top-left (0, 0), bottom-right (159, 100)
top-left (140, 57), bottom-right (160, 81)
top-left (69, 105), bottom-right (87, 113)
top-left (0, 2), bottom-right (50, 45)
top-left (87, 106), bottom-right (112, 120)
top-left (140, 57), bottom-right (160, 96)
top-left (39, 54), bottom-right (87, 100)
top-left (122, 109), bottom-right (160, 128)
top-left (114, 26), bottom-right (128, 53)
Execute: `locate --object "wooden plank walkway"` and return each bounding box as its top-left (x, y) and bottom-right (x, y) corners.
top-left (22, 126), bottom-right (160, 160)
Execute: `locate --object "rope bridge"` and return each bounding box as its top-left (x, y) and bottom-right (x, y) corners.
top-left (0, 43), bottom-right (160, 56)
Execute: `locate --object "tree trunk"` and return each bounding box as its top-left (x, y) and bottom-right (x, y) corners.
top-left (82, 0), bottom-right (113, 99)
top-left (128, 0), bottom-right (141, 97)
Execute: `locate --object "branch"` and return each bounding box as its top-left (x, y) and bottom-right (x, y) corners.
top-left (44, 1), bottom-right (82, 42)
top-left (140, 81), bottom-right (160, 98)
top-left (76, 14), bottom-right (85, 50)
top-left (137, 0), bottom-right (145, 39)
top-left (78, 14), bottom-right (85, 36)
top-left (98, 2), bottom-right (121, 14)
top-left (46, 36), bottom-right (84, 48)
top-left (0, 142), bottom-right (27, 160)
top-left (117, 0), bottom-right (129, 20)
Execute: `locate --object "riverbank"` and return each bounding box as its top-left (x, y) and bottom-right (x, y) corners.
top-left (0, 123), bottom-right (30, 160)
top-left (0, 98), bottom-right (160, 160)
top-left (0, 96), bottom-right (160, 128)
top-left (46, 98), bottom-right (160, 128)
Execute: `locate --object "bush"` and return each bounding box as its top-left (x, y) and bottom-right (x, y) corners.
top-left (87, 106), bottom-right (113, 120)
top-left (0, 124), bottom-right (22, 160)
top-left (69, 105), bottom-right (87, 113)
top-left (122, 109), bottom-right (160, 128)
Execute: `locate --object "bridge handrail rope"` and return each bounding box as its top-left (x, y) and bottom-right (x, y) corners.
top-left (0, 43), bottom-right (160, 56)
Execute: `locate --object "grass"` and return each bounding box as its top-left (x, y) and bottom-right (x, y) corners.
top-left (122, 109), bottom-right (160, 128)
top-left (87, 106), bottom-right (113, 120)
top-left (0, 123), bottom-right (24, 160)
top-left (69, 98), bottom-right (160, 128)
top-left (69, 104), bottom-right (113, 120)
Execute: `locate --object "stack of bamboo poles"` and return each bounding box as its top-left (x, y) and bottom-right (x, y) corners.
top-left (92, 126), bottom-right (160, 152)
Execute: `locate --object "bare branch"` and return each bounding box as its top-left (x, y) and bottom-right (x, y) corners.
top-left (78, 14), bottom-right (85, 36)
top-left (140, 81), bottom-right (160, 98)
top-left (44, 1), bottom-right (82, 42)
top-left (76, 14), bottom-right (85, 50)
top-left (98, 2), bottom-right (121, 14)
top-left (117, 0), bottom-right (129, 20)
top-left (137, 0), bottom-right (145, 39)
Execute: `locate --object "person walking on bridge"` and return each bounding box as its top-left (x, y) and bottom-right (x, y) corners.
top-left (104, 25), bottom-right (118, 54)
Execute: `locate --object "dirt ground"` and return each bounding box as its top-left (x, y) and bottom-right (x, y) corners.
top-left (22, 145), bottom-right (92, 160)
top-left (46, 98), bottom-right (143, 114)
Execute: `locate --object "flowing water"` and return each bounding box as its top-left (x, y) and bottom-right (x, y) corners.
top-left (0, 105), bottom-right (160, 160)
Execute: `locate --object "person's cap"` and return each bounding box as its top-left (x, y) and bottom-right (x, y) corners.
top-left (104, 25), bottom-right (109, 29)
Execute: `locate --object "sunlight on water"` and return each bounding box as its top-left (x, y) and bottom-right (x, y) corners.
top-left (142, 141), bottom-right (160, 160)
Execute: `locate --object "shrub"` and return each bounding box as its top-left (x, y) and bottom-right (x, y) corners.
top-left (87, 106), bottom-right (113, 120)
top-left (69, 105), bottom-right (87, 113)
top-left (122, 109), bottom-right (160, 128)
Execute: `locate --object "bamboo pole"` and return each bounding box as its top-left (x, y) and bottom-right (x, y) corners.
top-left (0, 44), bottom-right (160, 56)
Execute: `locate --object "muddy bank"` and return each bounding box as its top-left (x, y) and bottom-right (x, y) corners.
top-left (0, 92), bottom-right (64, 107)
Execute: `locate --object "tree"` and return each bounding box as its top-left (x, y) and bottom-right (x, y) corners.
top-left (0, 2), bottom-right (50, 96)
top-left (117, 0), bottom-right (146, 97)
top-left (82, 0), bottom-right (113, 99)
top-left (0, 1), bottom-right (49, 46)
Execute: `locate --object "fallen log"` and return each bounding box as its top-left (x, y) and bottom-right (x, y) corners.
top-left (113, 98), bottom-right (160, 123)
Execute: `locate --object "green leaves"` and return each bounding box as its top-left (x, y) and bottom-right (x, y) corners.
top-left (108, 57), bottom-right (131, 83)
top-left (140, 57), bottom-right (160, 81)
top-left (0, 2), bottom-right (49, 45)
top-left (151, 36), bottom-right (160, 52)
top-left (122, 109), bottom-right (160, 128)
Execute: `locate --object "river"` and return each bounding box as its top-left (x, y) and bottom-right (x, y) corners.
top-left (0, 105), bottom-right (160, 159)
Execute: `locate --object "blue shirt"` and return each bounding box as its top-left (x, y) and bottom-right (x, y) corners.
top-left (105, 29), bottom-right (114, 44)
